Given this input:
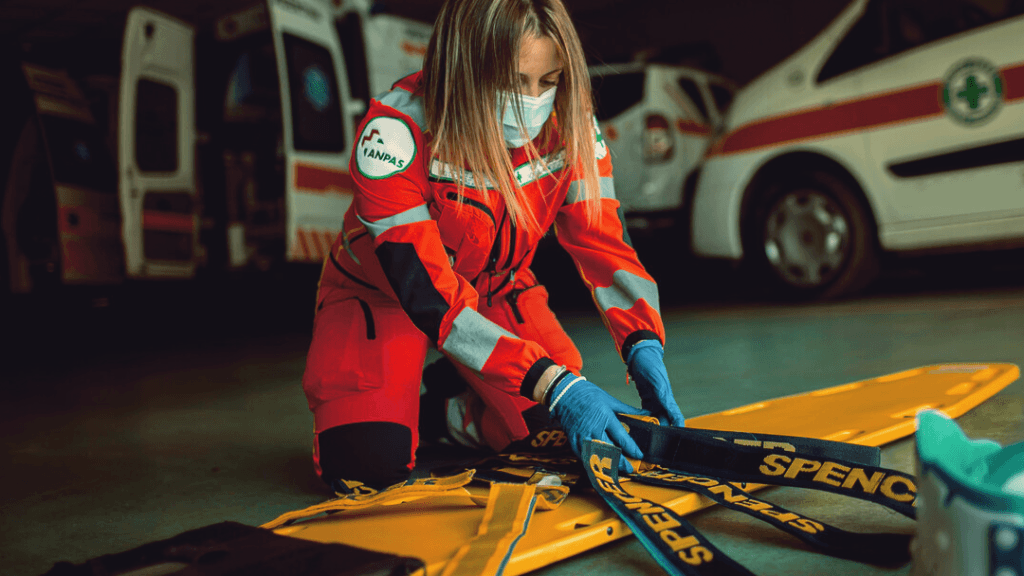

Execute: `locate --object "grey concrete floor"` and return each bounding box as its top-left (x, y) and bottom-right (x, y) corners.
top-left (2, 261), bottom-right (1024, 576)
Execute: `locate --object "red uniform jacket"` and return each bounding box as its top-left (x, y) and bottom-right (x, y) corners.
top-left (334, 72), bottom-right (665, 402)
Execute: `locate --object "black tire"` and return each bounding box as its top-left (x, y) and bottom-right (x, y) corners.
top-left (744, 170), bottom-right (879, 301)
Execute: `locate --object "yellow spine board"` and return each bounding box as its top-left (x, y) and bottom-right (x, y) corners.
top-left (272, 363), bottom-right (1020, 576)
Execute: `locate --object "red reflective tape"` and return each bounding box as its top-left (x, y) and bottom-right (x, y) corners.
top-left (294, 163), bottom-right (354, 194)
top-left (401, 40), bottom-right (426, 57)
top-left (311, 230), bottom-right (326, 260)
top-left (296, 229), bottom-right (313, 261)
top-left (676, 119), bottom-right (712, 137)
top-left (143, 210), bottom-right (194, 233)
top-left (321, 230), bottom-right (335, 254)
top-left (1002, 61), bottom-right (1024, 102)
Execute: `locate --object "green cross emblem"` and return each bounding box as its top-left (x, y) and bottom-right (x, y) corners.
top-left (957, 76), bottom-right (988, 109)
top-left (942, 59), bottom-right (1004, 125)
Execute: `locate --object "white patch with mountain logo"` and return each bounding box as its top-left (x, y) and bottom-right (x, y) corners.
top-left (356, 117), bottom-right (416, 179)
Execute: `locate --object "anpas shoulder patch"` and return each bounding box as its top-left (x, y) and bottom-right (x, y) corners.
top-left (356, 116), bottom-right (417, 179)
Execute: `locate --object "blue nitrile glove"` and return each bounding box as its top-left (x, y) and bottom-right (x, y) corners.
top-left (626, 340), bottom-right (686, 427)
top-left (548, 374), bottom-right (649, 472)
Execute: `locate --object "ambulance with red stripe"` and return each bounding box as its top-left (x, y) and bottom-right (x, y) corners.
top-left (689, 0), bottom-right (1024, 299)
top-left (588, 63), bottom-right (736, 232)
top-left (1, 0), bottom-right (430, 294)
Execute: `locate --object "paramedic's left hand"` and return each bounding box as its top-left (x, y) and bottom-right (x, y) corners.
top-left (627, 340), bottom-right (685, 427)
top-left (548, 376), bottom-right (648, 473)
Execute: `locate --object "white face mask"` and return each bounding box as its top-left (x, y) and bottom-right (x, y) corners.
top-left (497, 86), bottom-right (556, 148)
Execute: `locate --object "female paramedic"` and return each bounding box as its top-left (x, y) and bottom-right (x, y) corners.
top-left (301, 0), bottom-right (686, 492)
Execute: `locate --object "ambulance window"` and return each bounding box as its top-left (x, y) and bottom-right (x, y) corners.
top-left (38, 115), bottom-right (117, 193)
top-left (817, 0), bottom-right (890, 83)
top-left (895, 7), bottom-right (927, 48)
top-left (677, 78), bottom-right (707, 121)
top-left (709, 83), bottom-right (734, 114)
top-left (592, 72), bottom-right (644, 121)
top-left (283, 34), bottom-right (345, 152)
top-left (135, 79), bottom-right (178, 172)
top-left (224, 45), bottom-right (281, 122)
top-left (899, 1), bottom-right (995, 45)
top-left (336, 12), bottom-right (370, 106)
top-left (819, 0), bottom-right (996, 83)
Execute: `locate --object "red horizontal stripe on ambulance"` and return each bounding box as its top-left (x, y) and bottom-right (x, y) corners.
top-left (676, 119), bottom-right (712, 136)
top-left (715, 83), bottom-right (943, 156)
top-left (1003, 60), bottom-right (1024, 101)
top-left (401, 41), bottom-right (427, 57)
top-left (713, 61), bottom-right (1024, 158)
top-left (143, 210), bottom-right (194, 233)
top-left (294, 163), bottom-right (354, 194)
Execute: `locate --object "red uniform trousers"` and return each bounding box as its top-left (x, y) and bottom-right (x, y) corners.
top-left (301, 261), bottom-right (583, 488)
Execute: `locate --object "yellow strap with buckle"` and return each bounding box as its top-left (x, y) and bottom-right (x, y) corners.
top-left (441, 482), bottom-right (539, 576)
top-left (260, 470), bottom-right (476, 530)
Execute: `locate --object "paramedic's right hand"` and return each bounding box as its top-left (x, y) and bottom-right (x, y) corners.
top-left (547, 374), bottom-right (648, 473)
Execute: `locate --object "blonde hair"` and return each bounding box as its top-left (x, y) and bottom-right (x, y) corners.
top-left (422, 0), bottom-right (601, 233)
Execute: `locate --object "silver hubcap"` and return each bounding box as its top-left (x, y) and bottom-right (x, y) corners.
top-left (763, 190), bottom-right (849, 287)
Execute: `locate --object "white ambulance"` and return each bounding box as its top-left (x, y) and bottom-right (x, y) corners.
top-left (589, 62), bottom-right (736, 232)
top-left (1, 0), bottom-right (430, 294)
top-left (689, 0), bottom-right (1024, 299)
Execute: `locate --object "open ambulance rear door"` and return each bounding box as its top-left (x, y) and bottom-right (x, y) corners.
top-left (118, 7), bottom-right (198, 279)
top-left (268, 0), bottom-right (356, 264)
top-left (4, 64), bottom-right (124, 293)
top-left (331, 0), bottom-right (431, 103)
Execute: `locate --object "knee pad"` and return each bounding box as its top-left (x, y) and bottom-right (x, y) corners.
top-left (317, 422), bottom-right (413, 490)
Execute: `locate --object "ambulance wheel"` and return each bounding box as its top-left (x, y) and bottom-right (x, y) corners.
top-left (745, 170), bottom-right (878, 300)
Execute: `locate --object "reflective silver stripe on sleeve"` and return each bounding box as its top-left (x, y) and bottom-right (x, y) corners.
top-left (356, 204), bottom-right (431, 239)
top-left (431, 150), bottom-right (566, 190)
top-left (442, 308), bottom-right (519, 372)
top-left (377, 88), bottom-right (427, 130)
top-left (564, 176), bottom-right (617, 204)
top-left (594, 269), bottom-right (661, 315)
top-left (429, 159), bottom-right (495, 189)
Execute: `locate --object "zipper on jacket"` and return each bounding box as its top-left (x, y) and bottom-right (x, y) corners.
top-left (506, 282), bottom-right (541, 324)
top-left (485, 211), bottom-right (508, 307)
top-left (502, 213), bottom-right (517, 271)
